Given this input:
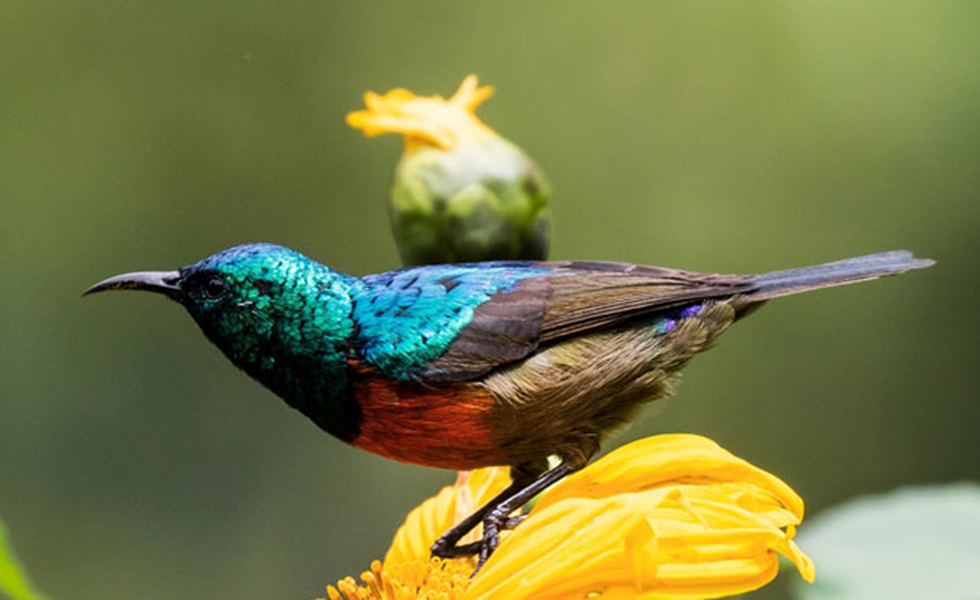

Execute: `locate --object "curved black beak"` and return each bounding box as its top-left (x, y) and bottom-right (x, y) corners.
top-left (84, 270), bottom-right (184, 301)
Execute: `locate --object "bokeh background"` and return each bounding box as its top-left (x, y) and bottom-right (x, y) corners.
top-left (2, 2), bottom-right (978, 598)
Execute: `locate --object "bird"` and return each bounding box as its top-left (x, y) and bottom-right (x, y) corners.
top-left (85, 244), bottom-right (933, 565)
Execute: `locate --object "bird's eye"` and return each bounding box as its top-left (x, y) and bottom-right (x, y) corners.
top-left (205, 276), bottom-right (227, 299)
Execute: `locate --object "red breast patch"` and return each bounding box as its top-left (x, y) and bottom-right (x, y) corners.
top-left (351, 378), bottom-right (504, 470)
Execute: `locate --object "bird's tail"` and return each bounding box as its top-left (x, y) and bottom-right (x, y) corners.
top-left (747, 250), bottom-right (934, 302)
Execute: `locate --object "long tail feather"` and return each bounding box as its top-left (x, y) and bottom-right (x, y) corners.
top-left (747, 251), bottom-right (935, 302)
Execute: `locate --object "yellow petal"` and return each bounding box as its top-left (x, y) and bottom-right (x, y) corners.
top-left (470, 490), bottom-right (807, 599)
top-left (347, 75), bottom-right (497, 151)
top-left (449, 75), bottom-right (495, 111)
top-left (535, 434), bottom-right (804, 521)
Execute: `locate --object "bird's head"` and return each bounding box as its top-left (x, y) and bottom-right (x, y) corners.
top-left (85, 243), bottom-right (354, 367)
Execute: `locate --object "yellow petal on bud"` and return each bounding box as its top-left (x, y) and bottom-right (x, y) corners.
top-left (347, 75), bottom-right (497, 152)
top-left (449, 75), bottom-right (495, 112)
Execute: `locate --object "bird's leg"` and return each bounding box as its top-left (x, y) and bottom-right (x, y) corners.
top-left (430, 466), bottom-right (539, 559)
top-left (472, 460), bottom-right (581, 573)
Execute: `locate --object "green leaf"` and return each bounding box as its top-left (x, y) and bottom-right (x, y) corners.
top-left (0, 517), bottom-right (47, 600)
top-left (793, 483), bottom-right (980, 599)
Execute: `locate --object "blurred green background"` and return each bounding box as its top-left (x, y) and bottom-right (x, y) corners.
top-left (1, 1), bottom-right (977, 598)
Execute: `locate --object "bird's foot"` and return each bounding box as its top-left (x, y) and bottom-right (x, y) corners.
top-left (471, 502), bottom-right (526, 574)
top-left (430, 460), bottom-right (581, 576)
top-left (431, 511), bottom-right (527, 575)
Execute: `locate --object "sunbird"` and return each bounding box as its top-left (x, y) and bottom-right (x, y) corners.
top-left (86, 244), bottom-right (932, 564)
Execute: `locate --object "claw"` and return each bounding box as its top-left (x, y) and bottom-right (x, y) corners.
top-left (503, 514), bottom-right (526, 529)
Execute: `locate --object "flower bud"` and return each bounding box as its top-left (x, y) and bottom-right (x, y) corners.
top-left (348, 76), bottom-right (551, 266)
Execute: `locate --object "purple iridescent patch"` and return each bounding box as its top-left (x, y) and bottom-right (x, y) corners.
top-left (679, 304), bottom-right (703, 318)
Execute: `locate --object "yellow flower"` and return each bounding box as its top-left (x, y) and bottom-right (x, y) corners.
top-left (346, 75), bottom-right (551, 266)
top-left (323, 435), bottom-right (815, 600)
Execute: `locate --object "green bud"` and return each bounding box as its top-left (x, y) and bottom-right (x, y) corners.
top-left (391, 136), bottom-right (550, 265)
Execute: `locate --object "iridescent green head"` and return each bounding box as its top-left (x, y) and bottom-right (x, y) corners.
top-left (85, 243), bottom-right (356, 370)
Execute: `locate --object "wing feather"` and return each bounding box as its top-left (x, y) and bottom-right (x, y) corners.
top-left (421, 261), bottom-right (755, 381)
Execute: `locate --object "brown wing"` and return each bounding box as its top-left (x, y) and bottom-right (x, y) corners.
top-left (420, 260), bottom-right (755, 381)
top-left (536, 261), bottom-right (753, 342)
